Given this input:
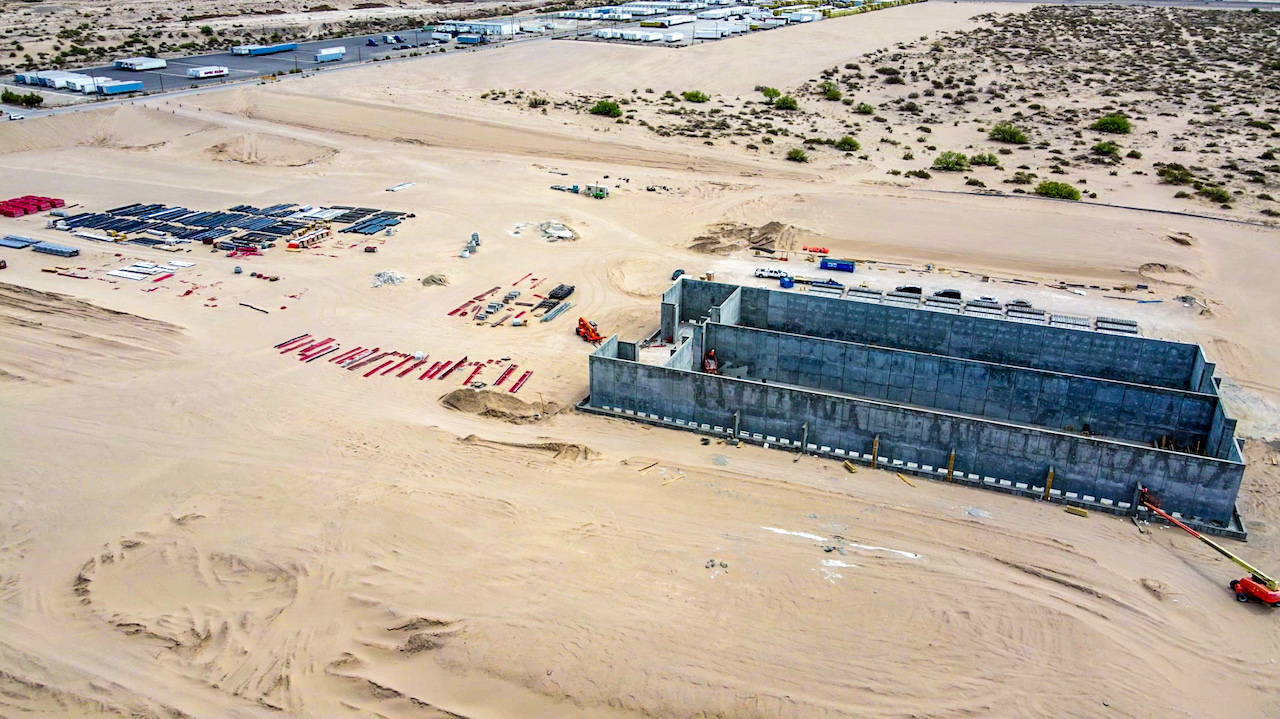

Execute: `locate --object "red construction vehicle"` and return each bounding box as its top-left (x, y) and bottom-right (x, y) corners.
top-left (576, 317), bottom-right (603, 344)
top-left (1139, 487), bottom-right (1279, 606)
top-left (702, 348), bottom-right (719, 374)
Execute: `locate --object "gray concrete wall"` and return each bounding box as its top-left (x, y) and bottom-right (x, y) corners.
top-left (715, 284), bottom-right (1201, 390)
top-left (704, 323), bottom-right (1219, 448)
top-left (660, 281), bottom-right (681, 343)
top-left (586, 353), bottom-right (1244, 524)
top-left (663, 335), bottom-right (695, 370)
top-left (676, 279), bottom-right (739, 324)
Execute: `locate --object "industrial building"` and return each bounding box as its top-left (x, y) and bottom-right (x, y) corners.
top-left (431, 20), bottom-right (517, 36)
top-left (582, 279), bottom-right (1247, 535)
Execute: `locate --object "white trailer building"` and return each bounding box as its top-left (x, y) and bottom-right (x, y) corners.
top-left (113, 57), bottom-right (167, 71)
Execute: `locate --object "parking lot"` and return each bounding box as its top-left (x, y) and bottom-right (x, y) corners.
top-left (24, 31), bottom-right (459, 96)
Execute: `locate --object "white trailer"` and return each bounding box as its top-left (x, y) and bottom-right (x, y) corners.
top-left (113, 57), bottom-right (167, 71)
top-left (186, 65), bottom-right (229, 78)
top-left (663, 31), bottom-right (685, 42)
top-left (314, 46), bottom-right (346, 62)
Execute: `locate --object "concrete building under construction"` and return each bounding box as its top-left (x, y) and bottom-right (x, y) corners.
top-left (581, 279), bottom-right (1247, 535)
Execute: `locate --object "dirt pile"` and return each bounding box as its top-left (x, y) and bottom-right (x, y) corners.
top-left (441, 388), bottom-right (559, 424)
top-left (689, 221), bottom-right (802, 255)
top-left (205, 132), bottom-right (338, 167)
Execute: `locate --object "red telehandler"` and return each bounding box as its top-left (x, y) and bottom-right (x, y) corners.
top-left (1139, 486), bottom-right (1279, 606)
top-left (576, 318), bottom-right (603, 344)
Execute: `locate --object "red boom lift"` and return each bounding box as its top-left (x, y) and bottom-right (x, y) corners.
top-left (1139, 487), bottom-right (1279, 606)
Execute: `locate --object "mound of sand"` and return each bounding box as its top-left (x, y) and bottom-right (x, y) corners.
top-left (205, 132), bottom-right (338, 167)
top-left (0, 106), bottom-right (215, 155)
top-left (689, 221), bottom-right (802, 255)
top-left (441, 388), bottom-right (559, 424)
top-left (460, 434), bottom-right (599, 461)
top-left (0, 283), bottom-right (183, 383)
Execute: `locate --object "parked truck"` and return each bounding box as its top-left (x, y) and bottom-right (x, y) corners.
top-left (186, 66), bottom-right (229, 78)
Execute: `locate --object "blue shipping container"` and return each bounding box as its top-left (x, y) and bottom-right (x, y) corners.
top-left (457, 34), bottom-right (484, 44)
top-left (251, 43), bottom-right (297, 56)
top-left (101, 81), bottom-right (144, 95)
top-left (820, 258), bottom-right (856, 272)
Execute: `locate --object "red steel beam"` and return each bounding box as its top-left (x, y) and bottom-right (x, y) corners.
top-left (382, 357), bottom-right (413, 376)
top-left (348, 350), bottom-right (390, 371)
top-left (437, 356), bottom-right (468, 380)
top-left (399, 357), bottom-right (429, 378)
top-left (363, 360), bottom-right (394, 378)
top-left (420, 361), bottom-right (442, 380)
top-left (494, 364), bottom-right (517, 386)
top-left (509, 371), bottom-right (532, 393)
top-left (330, 347), bottom-right (363, 364)
top-left (276, 334), bottom-right (312, 352)
top-left (463, 365), bottom-right (484, 384)
top-left (306, 346), bottom-right (341, 363)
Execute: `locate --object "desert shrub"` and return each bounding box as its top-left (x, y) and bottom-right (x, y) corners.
top-left (966, 178), bottom-right (986, 187)
top-left (853, 102), bottom-right (875, 115)
top-left (1259, 193), bottom-right (1275, 201)
top-left (1006, 171), bottom-right (1037, 185)
top-left (1246, 119), bottom-right (1275, 131)
top-left (885, 76), bottom-right (904, 85)
top-left (528, 96), bottom-right (549, 108)
top-left (682, 90), bottom-right (709, 103)
top-left (1157, 163), bottom-right (1194, 184)
top-left (774, 96), bottom-right (798, 111)
top-left (970, 152), bottom-right (1000, 166)
top-left (1092, 141), bottom-right (1121, 158)
top-left (786, 147), bottom-right (809, 163)
top-left (823, 86), bottom-right (843, 101)
top-left (1261, 149), bottom-right (1277, 161)
top-left (759, 86), bottom-right (780, 102)
top-left (932, 151), bottom-right (970, 171)
top-left (905, 169), bottom-right (932, 179)
top-left (875, 66), bottom-right (900, 76)
top-left (988, 122), bottom-right (1028, 144)
top-left (589, 100), bottom-right (621, 117)
top-left (1126, 149), bottom-right (1143, 159)
top-left (1090, 115), bottom-right (1132, 134)
top-left (1174, 191), bottom-right (1192, 198)
top-left (1198, 186), bottom-right (1232, 203)
top-left (834, 136), bottom-right (860, 152)
top-left (1035, 181), bottom-right (1081, 200)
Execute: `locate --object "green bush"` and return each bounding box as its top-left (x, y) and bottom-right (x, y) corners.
top-left (817, 81), bottom-right (842, 101)
top-left (834, 136), bottom-right (860, 152)
top-left (589, 100), bottom-right (622, 118)
top-left (528, 96), bottom-right (549, 108)
top-left (970, 152), bottom-right (1000, 166)
top-left (1198, 186), bottom-right (1232, 203)
top-left (774, 96), bottom-right (798, 111)
top-left (1034, 181), bottom-right (1081, 201)
top-left (966, 178), bottom-right (986, 187)
top-left (904, 169), bottom-right (932, 179)
top-left (1090, 115), bottom-right (1132, 134)
top-left (759, 86), bottom-right (780, 102)
top-left (1126, 149), bottom-right (1143, 159)
top-left (1092, 141), bottom-right (1121, 158)
top-left (682, 90), bottom-right (709, 103)
top-left (1157, 163), bottom-right (1194, 185)
top-left (1246, 119), bottom-right (1275, 131)
top-left (932, 151), bottom-right (970, 171)
top-left (853, 102), bottom-right (875, 115)
top-left (988, 122), bottom-right (1028, 144)
top-left (1, 89), bottom-right (43, 108)
top-left (786, 147), bottom-right (809, 163)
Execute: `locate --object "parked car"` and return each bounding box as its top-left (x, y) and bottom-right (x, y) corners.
top-left (366, 39), bottom-right (379, 46)
top-left (755, 267), bottom-right (790, 279)
top-left (976, 295), bottom-right (999, 304)
top-left (895, 285), bottom-right (923, 294)
top-left (8, 114), bottom-right (25, 121)
top-left (1008, 299), bottom-right (1033, 308)
top-left (671, 269), bottom-right (685, 280)
top-left (933, 289), bottom-right (962, 299)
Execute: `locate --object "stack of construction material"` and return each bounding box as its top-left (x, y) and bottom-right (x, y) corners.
top-left (0, 196), bottom-right (66, 218)
top-left (32, 242), bottom-right (79, 258)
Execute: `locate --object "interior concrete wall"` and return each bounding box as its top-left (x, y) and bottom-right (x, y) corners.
top-left (586, 352), bottom-right (1244, 524)
top-left (704, 323), bottom-right (1219, 449)
top-left (722, 284), bottom-right (1200, 390)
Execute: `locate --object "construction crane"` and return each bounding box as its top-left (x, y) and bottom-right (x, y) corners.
top-left (576, 317), bottom-right (603, 344)
top-left (1139, 486), bottom-right (1279, 606)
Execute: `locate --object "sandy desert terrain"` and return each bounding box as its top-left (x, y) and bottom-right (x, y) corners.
top-left (1, 4), bottom-right (1279, 718)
